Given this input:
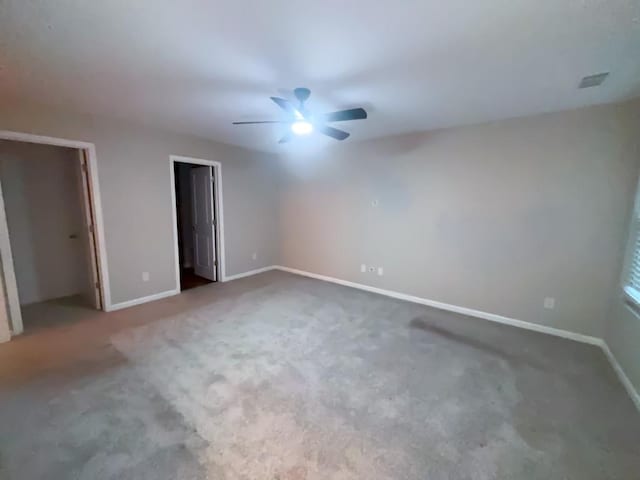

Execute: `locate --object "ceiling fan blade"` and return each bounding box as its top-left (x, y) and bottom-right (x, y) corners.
top-left (270, 97), bottom-right (303, 119)
top-left (279, 132), bottom-right (293, 144)
top-left (232, 120), bottom-right (289, 125)
top-left (322, 108), bottom-right (367, 122)
top-left (318, 125), bottom-right (350, 141)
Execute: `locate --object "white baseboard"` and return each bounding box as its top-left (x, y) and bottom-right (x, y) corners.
top-left (274, 265), bottom-right (639, 411)
top-left (274, 266), bottom-right (600, 344)
top-left (106, 289), bottom-right (179, 312)
top-left (599, 341), bottom-right (640, 411)
top-left (105, 265), bottom-right (279, 312)
top-left (223, 266), bottom-right (276, 282)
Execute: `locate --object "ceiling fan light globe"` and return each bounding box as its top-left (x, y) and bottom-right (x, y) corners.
top-left (291, 121), bottom-right (313, 135)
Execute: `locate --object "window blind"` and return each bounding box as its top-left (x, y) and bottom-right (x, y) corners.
top-left (625, 206), bottom-right (640, 305)
top-left (629, 230), bottom-right (640, 293)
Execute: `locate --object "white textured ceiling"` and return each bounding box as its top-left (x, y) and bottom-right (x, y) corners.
top-left (1, 0), bottom-right (639, 153)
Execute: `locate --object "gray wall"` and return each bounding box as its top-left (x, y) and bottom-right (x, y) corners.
top-left (0, 141), bottom-right (89, 305)
top-left (277, 100), bottom-right (640, 338)
top-left (0, 103), bottom-right (279, 306)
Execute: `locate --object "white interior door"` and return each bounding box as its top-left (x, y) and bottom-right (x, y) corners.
top-left (77, 150), bottom-right (103, 309)
top-left (191, 166), bottom-right (217, 281)
top-left (0, 176), bottom-right (22, 335)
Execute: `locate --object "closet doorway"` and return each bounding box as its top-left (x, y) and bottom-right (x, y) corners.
top-left (170, 156), bottom-right (223, 291)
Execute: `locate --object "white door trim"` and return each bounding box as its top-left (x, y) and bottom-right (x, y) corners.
top-left (169, 155), bottom-right (226, 291)
top-left (0, 178), bottom-right (20, 336)
top-left (0, 130), bottom-right (111, 335)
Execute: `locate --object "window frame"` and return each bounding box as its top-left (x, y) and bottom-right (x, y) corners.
top-left (623, 285), bottom-right (640, 306)
top-left (622, 177), bottom-right (640, 309)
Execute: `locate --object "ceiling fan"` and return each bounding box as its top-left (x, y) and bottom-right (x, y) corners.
top-left (232, 87), bottom-right (368, 143)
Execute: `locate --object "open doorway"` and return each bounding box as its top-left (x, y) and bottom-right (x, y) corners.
top-left (171, 157), bottom-right (222, 291)
top-left (0, 138), bottom-right (105, 335)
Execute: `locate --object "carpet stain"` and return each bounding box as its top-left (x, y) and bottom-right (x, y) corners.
top-left (409, 316), bottom-right (551, 372)
top-left (277, 465), bottom-right (307, 480)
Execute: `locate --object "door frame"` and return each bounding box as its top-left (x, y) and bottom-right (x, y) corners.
top-left (169, 155), bottom-right (225, 291)
top-left (0, 130), bottom-right (111, 336)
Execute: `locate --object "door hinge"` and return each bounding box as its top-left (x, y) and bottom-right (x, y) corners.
top-left (81, 162), bottom-right (88, 173)
top-left (88, 224), bottom-right (95, 234)
top-left (95, 281), bottom-right (100, 289)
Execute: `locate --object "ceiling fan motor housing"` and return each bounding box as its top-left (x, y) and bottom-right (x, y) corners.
top-left (294, 87), bottom-right (311, 104)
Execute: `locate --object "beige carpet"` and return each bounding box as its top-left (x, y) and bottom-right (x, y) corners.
top-left (0, 271), bottom-right (638, 479)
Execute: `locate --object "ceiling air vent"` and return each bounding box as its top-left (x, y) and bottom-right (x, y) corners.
top-left (579, 72), bottom-right (609, 89)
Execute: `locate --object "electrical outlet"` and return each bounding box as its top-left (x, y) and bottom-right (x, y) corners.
top-left (360, 264), bottom-right (367, 273)
top-left (377, 267), bottom-right (384, 276)
top-left (368, 266), bottom-right (376, 273)
top-left (142, 272), bottom-right (150, 282)
top-left (544, 297), bottom-right (555, 310)
top-left (252, 252), bottom-right (257, 260)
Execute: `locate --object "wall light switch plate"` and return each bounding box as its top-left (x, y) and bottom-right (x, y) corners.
top-left (142, 272), bottom-right (150, 282)
top-left (377, 267), bottom-right (384, 276)
top-left (371, 199), bottom-right (379, 207)
top-left (544, 297), bottom-right (555, 310)
top-left (360, 264), bottom-right (367, 273)
top-left (252, 252), bottom-right (257, 260)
